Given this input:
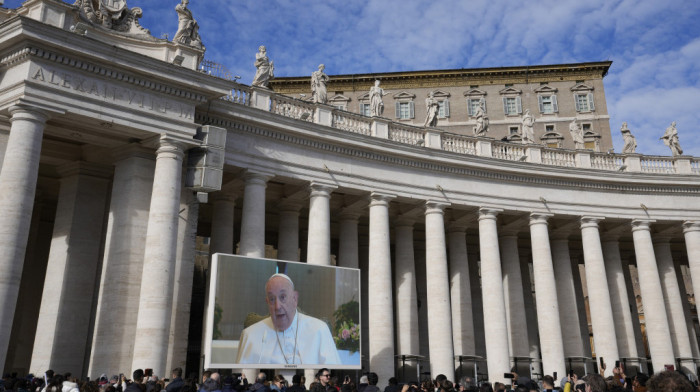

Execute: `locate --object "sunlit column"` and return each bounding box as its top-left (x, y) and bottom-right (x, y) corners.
top-left (631, 220), bottom-right (674, 373)
top-left (580, 216), bottom-right (619, 377)
top-left (307, 182), bottom-right (336, 265)
top-left (239, 171), bottom-right (272, 257)
top-left (448, 224), bottom-right (475, 359)
top-left (478, 208), bottom-right (510, 384)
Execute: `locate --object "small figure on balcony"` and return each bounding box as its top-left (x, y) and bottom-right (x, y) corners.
top-left (569, 119), bottom-right (585, 149)
top-left (311, 64), bottom-right (329, 104)
top-left (173, 0), bottom-right (202, 48)
top-left (252, 46), bottom-right (274, 88)
top-left (424, 92), bottom-right (439, 128)
top-left (369, 80), bottom-right (388, 117)
top-left (660, 121), bottom-right (683, 156)
top-left (521, 109), bottom-right (535, 144)
top-left (473, 107), bottom-right (489, 136)
top-left (621, 122), bottom-right (637, 154)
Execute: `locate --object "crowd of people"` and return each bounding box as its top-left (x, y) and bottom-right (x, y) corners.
top-left (1, 365), bottom-right (698, 392)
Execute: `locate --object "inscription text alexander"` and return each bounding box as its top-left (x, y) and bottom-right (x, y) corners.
top-left (31, 65), bottom-right (194, 119)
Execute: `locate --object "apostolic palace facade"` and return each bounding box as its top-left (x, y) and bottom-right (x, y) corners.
top-left (1, 0), bottom-right (699, 387)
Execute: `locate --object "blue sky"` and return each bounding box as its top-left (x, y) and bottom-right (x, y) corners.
top-left (7, 0), bottom-right (700, 156)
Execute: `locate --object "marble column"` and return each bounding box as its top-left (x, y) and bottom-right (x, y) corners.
top-left (448, 224), bottom-right (475, 358)
top-left (654, 238), bottom-right (694, 373)
top-left (551, 236), bottom-right (587, 358)
top-left (468, 252), bottom-right (486, 358)
top-left (30, 162), bottom-right (111, 375)
top-left (580, 216), bottom-right (619, 377)
top-left (307, 183), bottom-right (336, 265)
top-left (239, 172), bottom-right (272, 257)
top-left (478, 208), bottom-right (510, 384)
top-left (0, 106), bottom-right (49, 369)
top-left (89, 145), bottom-right (155, 377)
top-left (601, 238), bottom-right (639, 361)
top-left (683, 221), bottom-right (700, 330)
top-left (425, 202), bottom-right (455, 381)
top-left (132, 136), bottom-right (186, 376)
top-left (368, 192), bottom-right (396, 384)
top-left (338, 211), bottom-right (360, 269)
top-left (395, 217), bottom-right (419, 356)
top-left (520, 254), bottom-right (541, 375)
top-left (529, 213), bottom-right (565, 377)
top-left (277, 200), bottom-right (302, 262)
top-left (166, 187), bottom-right (200, 373)
top-left (631, 220), bottom-right (674, 373)
top-left (210, 194), bottom-right (236, 255)
top-left (499, 233), bottom-right (529, 359)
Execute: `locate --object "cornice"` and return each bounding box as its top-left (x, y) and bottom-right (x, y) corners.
top-left (2, 45), bottom-right (209, 103)
top-left (0, 16), bottom-right (233, 99)
top-left (196, 111), bottom-right (700, 196)
top-left (269, 61), bottom-right (613, 94)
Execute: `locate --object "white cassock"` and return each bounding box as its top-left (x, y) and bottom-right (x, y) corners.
top-left (236, 311), bottom-right (341, 365)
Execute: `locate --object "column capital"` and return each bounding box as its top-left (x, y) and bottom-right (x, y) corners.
top-left (580, 216), bottom-right (605, 229)
top-left (209, 191), bottom-right (237, 204)
top-left (478, 207), bottom-right (502, 221)
top-left (56, 161), bottom-right (113, 179)
top-left (244, 170), bottom-right (274, 185)
top-left (395, 215), bottom-right (416, 228)
top-left (683, 221), bottom-right (700, 234)
top-left (339, 209), bottom-right (362, 221)
top-left (425, 200), bottom-right (450, 215)
top-left (447, 223), bottom-right (467, 233)
top-left (309, 182), bottom-right (337, 198)
top-left (8, 104), bottom-right (51, 124)
top-left (529, 212), bottom-right (553, 226)
top-left (278, 198), bottom-right (303, 213)
top-left (369, 192), bottom-right (396, 207)
top-left (631, 219), bottom-right (655, 232)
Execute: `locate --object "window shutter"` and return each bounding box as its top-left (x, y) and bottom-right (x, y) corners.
top-left (409, 101), bottom-right (415, 118)
top-left (481, 98), bottom-right (486, 112)
top-left (444, 100), bottom-right (450, 117)
top-left (588, 93), bottom-right (595, 111)
top-left (395, 101), bottom-right (400, 118)
top-left (502, 97), bottom-right (508, 114)
top-left (574, 94), bottom-right (580, 112)
top-left (538, 95), bottom-right (544, 113)
top-left (552, 95), bottom-right (558, 113)
top-left (467, 99), bottom-right (474, 116)
top-left (516, 96), bottom-right (522, 114)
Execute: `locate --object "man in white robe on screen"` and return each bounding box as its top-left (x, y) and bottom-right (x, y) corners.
top-left (236, 273), bottom-right (341, 365)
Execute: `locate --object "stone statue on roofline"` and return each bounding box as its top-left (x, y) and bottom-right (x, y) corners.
top-left (620, 122), bottom-right (637, 154)
top-left (424, 92), bottom-right (439, 127)
top-left (521, 109), bottom-right (535, 144)
top-left (369, 80), bottom-right (388, 117)
top-left (252, 46), bottom-right (274, 88)
top-left (473, 106), bottom-right (488, 136)
top-left (569, 119), bottom-right (585, 149)
top-left (173, 0), bottom-right (203, 49)
top-left (660, 121), bottom-right (683, 156)
top-left (311, 64), bottom-right (329, 104)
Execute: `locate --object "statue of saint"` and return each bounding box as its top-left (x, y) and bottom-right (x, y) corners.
top-left (660, 121), bottom-right (683, 156)
top-left (521, 109), bottom-right (535, 144)
top-left (369, 80), bottom-right (387, 117)
top-left (473, 107), bottom-right (488, 136)
top-left (620, 122), bottom-right (637, 154)
top-left (252, 46), bottom-right (274, 88)
top-left (311, 64), bottom-right (329, 104)
top-left (569, 119), bottom-right (585, 149)
top-left (173, 0), bottom-right (202, 48)
top-left (424, 92), bottom-right (439, 127)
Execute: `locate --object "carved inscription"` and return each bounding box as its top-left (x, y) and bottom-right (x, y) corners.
top-left (31, 65), bottom-right (194, 119)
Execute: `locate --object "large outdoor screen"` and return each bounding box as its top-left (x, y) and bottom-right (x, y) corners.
top-left (204, 254), bottom-right (361, 369)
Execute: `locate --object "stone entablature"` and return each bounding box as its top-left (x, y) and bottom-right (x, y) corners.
top-left (218, 85), bottom-right (699, 177)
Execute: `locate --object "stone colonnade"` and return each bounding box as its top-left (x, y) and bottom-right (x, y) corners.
top-left (1, 112), bottom-right (699, 383)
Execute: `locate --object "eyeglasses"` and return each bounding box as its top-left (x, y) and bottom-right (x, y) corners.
top-left (321, 374), bottom-right (330, 378)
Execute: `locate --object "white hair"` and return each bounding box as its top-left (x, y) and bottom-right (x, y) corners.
top-left (267, 273), bottom-right (295, 290)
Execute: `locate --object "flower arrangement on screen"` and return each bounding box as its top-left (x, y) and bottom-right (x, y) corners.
top-left (333, 298), bottom-right (360, 353)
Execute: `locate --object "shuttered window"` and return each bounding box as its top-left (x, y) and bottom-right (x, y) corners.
top-left (395, 101), bottom-right (414, 119)
top-left (538, 95), bottom-right (558, 114)
top-left (502, 96), bottom-right (521, 115)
